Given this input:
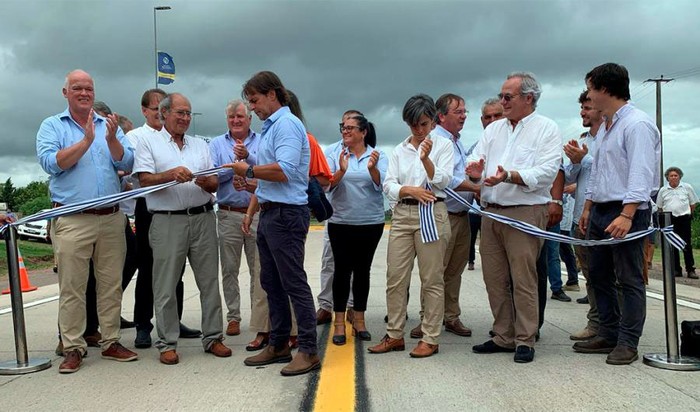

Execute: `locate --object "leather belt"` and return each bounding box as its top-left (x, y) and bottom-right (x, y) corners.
top-left (218, 204), bottom-right (249, 213)
top-left (398, 198), bottom-right (445, 206)
top-left (259, 202), bottom-right (286, 212)
top-left (53, 202), bottom-right (119, 216)
top-left (153, 202), bottom-right (214, 215)
top-left (448, 211), bottom-right (469, 217)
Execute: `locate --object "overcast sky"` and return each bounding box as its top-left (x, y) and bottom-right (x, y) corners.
top-left (2, 0), bottom-right (699, 191)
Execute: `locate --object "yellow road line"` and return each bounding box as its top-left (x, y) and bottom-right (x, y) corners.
top-left (313, 320), bottom-right (356, 412)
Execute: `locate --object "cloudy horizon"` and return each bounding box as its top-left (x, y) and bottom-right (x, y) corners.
top-left (2, 0), bottom-right (699, 191)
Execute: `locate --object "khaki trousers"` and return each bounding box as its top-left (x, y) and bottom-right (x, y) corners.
top-left (217, 210), bottom-right (258, 322)
top-left (52, 212), bottom-right (126, 353)
top-left (386, 202), bottom-right (450, 345)
top-left (442, 213), bottom-right (471, 321)
top-left (573, 224), bottom-right (599, 333)
top-left (480, 205), bottom-right (546, 348)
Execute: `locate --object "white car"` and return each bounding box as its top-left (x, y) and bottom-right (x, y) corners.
top-left (17, 217), bottom-right (51, 243)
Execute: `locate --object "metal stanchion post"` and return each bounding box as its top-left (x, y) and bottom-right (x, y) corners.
top-left (0, 226), bottom-right (51, 375)
top-left (644, 211), bottom-right (700, 371)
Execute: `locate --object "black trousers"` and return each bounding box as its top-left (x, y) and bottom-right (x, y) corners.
top-left (468, 213), bottom-right (481, 264)
top-left (328, 222), bottom-right (385, 312)
top-left (671, 214), bottom-right (695, 274)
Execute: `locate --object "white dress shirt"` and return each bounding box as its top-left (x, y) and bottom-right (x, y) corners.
top-left (657, 182), bottom-right (699, 217)
top-left (132, 128), bottom-right (214, 211)
top-left (468, 112), bottom-right (562, 206)
top-left (383, 133), bottom-right (454, 207)
top-left (433, 125), bottom-right (474, 213)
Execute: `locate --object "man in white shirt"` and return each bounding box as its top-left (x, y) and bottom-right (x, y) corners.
top-left (467, 72), bottom-right (562, 363)
top-left (126, 89), bottom-right (200, 349)
top-left (657, 166), bottom-right (698, 279)
top-left (134, 92), bottom-right (231, 365)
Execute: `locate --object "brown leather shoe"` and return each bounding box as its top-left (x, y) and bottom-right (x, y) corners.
top-left (410, 323), bottom-right (423, 339)
top-left (367, 335), bottom-right (405, 354)
top-left (226, 320), bottom-right (241, 336)
top-left (244, 345), bottom-right (293, 366)
top-left (84, 331), bottom-right (102, 347)
top-left (288, 335), bottom-right (299, 349)
top-left (59, 350), bottom-right (82, 374)
top-left (206, 340), bottom-right (232, 357)
top-left (280, 352), bottom-right (321, 376)
top-left (316, 309), bottom-right (332, 325)
top-left (606, 345), bottom-right (638, 365)
top-left (246, 333), bottom-right (270, 351)
top-left (101, 342), bottom-right (138, 362)
top-left (160, 350), bottom-right (179, 365)
top-left (445, 319), bottom-right (472, 337)
top-left (410, 341), bottom-right (439, 358)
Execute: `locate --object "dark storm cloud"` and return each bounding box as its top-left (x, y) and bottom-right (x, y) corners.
top-left (1, 0), bottom-right (700, 187)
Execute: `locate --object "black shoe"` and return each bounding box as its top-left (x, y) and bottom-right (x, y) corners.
top-left (134, 329), bottom-right (152, 349)
top-left (606, 345), bottom-right (638, 365)
top-left (688, 270), bottom-right (699, 280)
top-left (332, 334), bottom-right (346, 345)
top-left (576, 295), bottom-right (589, 304)
top-left (472, 340), bottom-right (515, 354)
top-left (120, 317), bottom-right (136, 329)
top-left (514, 345), bottom-right (535, 363)
top-left (179, 323), bottom-right (202, 339)
top-left (488, 330), bottom-right (495, 338)
top-left (572, 336), bottom-right (616, 354)
top-left (551, 290), bottom-right (572, 302)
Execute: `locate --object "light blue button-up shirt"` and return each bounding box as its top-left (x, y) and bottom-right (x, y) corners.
top-left (585, 103), bottom-right (660, 209)
top-left (325, 143), bottom-right (387, 225)
top-left (256, 106), bottom-right (310, 205)
top-left (564, 131), bottom-right (597, 224)
top-left (433, 124), bottom-right (474, 212)
top-left (36, 108), bottom-right (134, 204)
top-left (210, 129), bottom-right (259, 207)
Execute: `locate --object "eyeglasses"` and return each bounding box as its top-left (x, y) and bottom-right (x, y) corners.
top-left (340, 125), bottom-right (361, 133)
top-left (451, 109), bottom-right (469, 116)
top-left (498, 93), bottom-right (521, 102)
top-left (146, 106), bottom-right (159, 111)
top-left (171, 110), bottom-right (192, 118)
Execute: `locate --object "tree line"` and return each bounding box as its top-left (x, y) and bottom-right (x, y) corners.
top-left (0, 178), bottom-right (52, 217)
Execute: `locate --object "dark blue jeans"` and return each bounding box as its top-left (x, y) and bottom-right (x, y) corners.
top-left (559, 230), bottom-right (579, 284)
top-left (545, 223), bottom-right (563, 292)
top-left (587, 202), bottom-right (649, 348)
top-left (257, 204), bottom-right (317, 354)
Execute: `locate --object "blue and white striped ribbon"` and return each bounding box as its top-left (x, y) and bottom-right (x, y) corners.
top-left (418, 183), bottom-right (440, 244)
top-left (443, 187), bottom-right (686, 251)
top-left (0, 166), bottom-right (227, 236)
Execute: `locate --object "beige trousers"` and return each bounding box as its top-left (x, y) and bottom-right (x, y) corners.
top-left (386, 202), bottom-right (451, 345)
top-left (52, 212), bottom-right (126, 353)
top-left (442, 213), bottom-right (471, 321)
top-left (480, 205), bottom-right (546, 348)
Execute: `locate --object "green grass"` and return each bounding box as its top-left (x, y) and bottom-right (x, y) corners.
top-left (0, 239), bottom-right (55, 277)
top-left (652, 245), bottom-right (700, 267)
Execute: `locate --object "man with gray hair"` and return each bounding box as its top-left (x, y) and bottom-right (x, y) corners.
top-left (467, 72), bottom-right (562, 363)
top-left (134, 92), bottom-right (231, 365)
top-left (210, 100), bottom-right (261, 338)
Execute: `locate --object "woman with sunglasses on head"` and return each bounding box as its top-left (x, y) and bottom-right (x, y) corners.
top-left (326, 113), bottom-right (386, 345)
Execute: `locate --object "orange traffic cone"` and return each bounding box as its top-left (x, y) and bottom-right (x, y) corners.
top-left (2, 248), bottom-right (38, 294)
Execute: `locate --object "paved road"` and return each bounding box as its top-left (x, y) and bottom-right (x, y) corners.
top-left (1, 229), bottom-right (699, 411)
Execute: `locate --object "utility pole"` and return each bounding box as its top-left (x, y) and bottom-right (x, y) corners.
top-left (644, 75), bottom-right (673, 187)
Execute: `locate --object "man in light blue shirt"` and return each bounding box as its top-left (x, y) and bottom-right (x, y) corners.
top-left (36, 69), bottom-right (137, 374)
top-left (232, 71), bottom-right (318, 377)
top-left (210, 99), bottom-right (260, 338)
top-left (564, 90), bottom-right (603, 341)
top-left (574, 63), bottom-right (661, 365)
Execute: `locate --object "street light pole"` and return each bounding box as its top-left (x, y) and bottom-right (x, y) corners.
top-left (191, 112), bottom-right (203, 138)
top-left (154, 6), bottom-right (171, 89)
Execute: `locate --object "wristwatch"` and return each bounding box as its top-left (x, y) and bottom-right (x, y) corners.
top-left (504, 170), bottom-right (513, 183)
top-left (245, 165), bottom-right (255, 179)
top-left (549, 199), bottom-right (564, 206)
